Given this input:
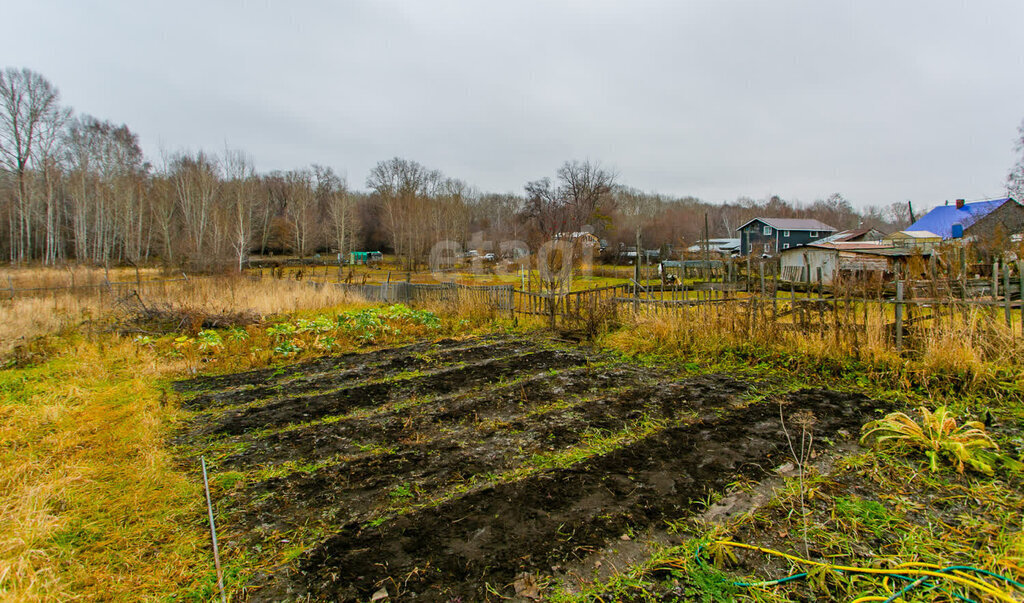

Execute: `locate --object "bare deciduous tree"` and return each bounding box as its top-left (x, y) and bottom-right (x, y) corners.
top-left (314, 164), bottom-right (356, 260)
top-left (284, 169), bottom-right (317, 258)
top-left (1008, 118), bottom-right (1024, 201)
top-left (557, 160), bottom-right (616, 232)
top-left (367, 157), bottom-right (434, 269)
top-left (170, 151), bottom-right (219, 265)
top-left (0, 68), bottom-right (69, 262)
top-left (223, 148), bottom-right (256, 271)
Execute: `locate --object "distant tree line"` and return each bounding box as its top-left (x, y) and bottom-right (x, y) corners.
top-left (1, 67), bottom-right (932, 270)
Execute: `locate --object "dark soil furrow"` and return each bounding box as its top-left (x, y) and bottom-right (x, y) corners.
top-left (204, 349), bottom-right (591, 436)
top-left (230, 374), bottom-right (754, 540)
top-left (253, 389), bottom-right (880, 602)
top-left (174, 339), bottom-right (446, 393)
top-left (173, 336), bottom-right (883, 603)
top-left (181, 337), bottom-right (525, 410)
top-left (220, 364), bottom-right (648, 470)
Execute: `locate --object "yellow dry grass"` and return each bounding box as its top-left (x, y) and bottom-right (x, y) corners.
top-left (0, 269), bottom-right (386, 601)
top-left (0, 265), bottom-right (166, 290)
top-left (604, 299), bottom-right (1024, 391)
top-left (1, 272), bottom-right (365, 356)
top-left (0, 338), bottom-right (205, 601)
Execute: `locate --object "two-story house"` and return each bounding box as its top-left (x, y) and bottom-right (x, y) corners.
top-left (736, 218), bottom-right (837, 256)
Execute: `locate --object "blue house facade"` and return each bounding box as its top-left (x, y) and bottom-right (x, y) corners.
top-left (736, 218), bottom-right (837, 256)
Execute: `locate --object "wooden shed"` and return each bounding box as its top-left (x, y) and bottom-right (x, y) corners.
top-left (882, 230), bottom-right (941, 252)
top-left (779, 242), bottom-right (925, 284)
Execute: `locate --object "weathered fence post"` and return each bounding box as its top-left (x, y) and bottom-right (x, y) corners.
top-left (759, 261), bottom-right (765, 296)
top-left (959, 247), bottom-right (967, 299)
top-left (1005, 258), bottom-right (1013, 329)
top-left (771, 262), bottom-right (778, 319)
top-left (992, 259), bottom-right (999, 300)
top-left (1019, 260), bottom-right (1024, 338)
top-left (895, 280), bottom-right (904, 351)
top-left (791, 280), bottom-right (798, 327)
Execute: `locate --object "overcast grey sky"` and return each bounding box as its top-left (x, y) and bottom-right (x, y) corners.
top-left (3, 1), bottom-right (1023, 208)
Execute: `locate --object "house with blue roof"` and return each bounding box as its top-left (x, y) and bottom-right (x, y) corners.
top-left (908, 198), bottom-right (1024, 243)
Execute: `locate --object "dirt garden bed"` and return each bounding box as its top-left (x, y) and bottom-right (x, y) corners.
top-left (174, 334), bottom-right (886, 601)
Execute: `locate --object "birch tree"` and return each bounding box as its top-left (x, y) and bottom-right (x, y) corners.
top-left (284, 169), bottom-right (317, 257)
top-left (170, 151), bottom-right (219, 264)
top-left (0, 68), bottom-right (69, 262)
top-left (223, 148), bottom-right (256, 270)
top-left (313, 164), bottom-right (355, 259)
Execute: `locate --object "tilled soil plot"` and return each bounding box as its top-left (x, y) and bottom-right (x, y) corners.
top-left (175, 335), bottom-right (884, 602)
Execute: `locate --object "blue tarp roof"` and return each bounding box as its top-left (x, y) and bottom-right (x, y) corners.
top-left (907, 198), bottom-right (1014, 239)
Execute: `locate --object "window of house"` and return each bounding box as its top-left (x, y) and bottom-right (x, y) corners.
top-left (783, 230), bottom-right (790, 237)
top-left (783, 243), bottom-right (790, 249)
top-left (810, 231), bottom-right (818, 237)
top-left (763, 225), bottom-right (772, 235)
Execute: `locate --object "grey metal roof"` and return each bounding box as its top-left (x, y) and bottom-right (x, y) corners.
top-left (736, 217), bottom-right (837, 232)
top-left (845, 247), bottom-right (931, 258)
top-left (814, 227), bottom-right (885, 243)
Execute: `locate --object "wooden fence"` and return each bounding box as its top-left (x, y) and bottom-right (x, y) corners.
top-left (12, 266), bottom-right (1021, 353)
top-left (330, 281), bottom-right (632, 327)
top-left (614, 275), bottom-right (1024, 351)
top-left (514, 284), bottom-right (630, 315)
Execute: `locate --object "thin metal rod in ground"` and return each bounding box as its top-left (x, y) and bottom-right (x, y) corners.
top-left (202, 456), bottom-right (227, 603)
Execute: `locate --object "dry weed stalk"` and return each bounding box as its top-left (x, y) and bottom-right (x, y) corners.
top-left (780, 406), bottom-right (816, 559)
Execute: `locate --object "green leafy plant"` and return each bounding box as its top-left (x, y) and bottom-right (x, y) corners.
top-left (315, 336), bottom-right (338, 351)
top-left (334, 305), bottom-right (440, 343)
top-left (196, 330), bottom-right (223, 352)
top-left (389, 483), bottom-right (415, 501)
top-left (860, 406), bottom-right (1001, 475)
top-left (272, 340), bottom-right (302, 356)
top-left (265, 323), bottom-right (297, 339)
